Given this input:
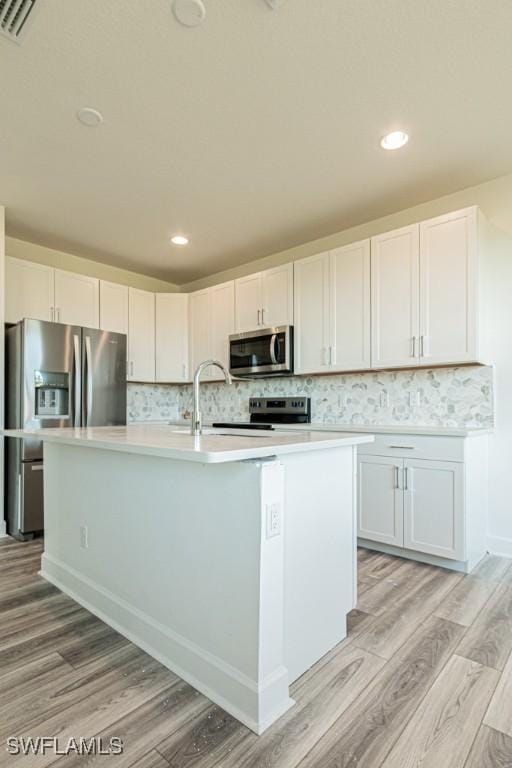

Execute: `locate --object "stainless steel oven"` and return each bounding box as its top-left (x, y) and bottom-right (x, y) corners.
top-left (229, 326), bottom-right (293, 376)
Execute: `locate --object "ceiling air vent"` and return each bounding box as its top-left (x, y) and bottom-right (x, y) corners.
top-left (0, 0), bottom-right (38, 43)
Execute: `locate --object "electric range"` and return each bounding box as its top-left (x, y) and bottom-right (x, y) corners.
top-left (212, 396), bottom-right (311, 430)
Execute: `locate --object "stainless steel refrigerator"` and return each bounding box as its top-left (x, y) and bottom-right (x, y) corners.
top-left (5, 319), bottom-right (127, 540)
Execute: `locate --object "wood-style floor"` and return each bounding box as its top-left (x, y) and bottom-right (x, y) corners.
top-left (1, 538), bottom-right (512, 767)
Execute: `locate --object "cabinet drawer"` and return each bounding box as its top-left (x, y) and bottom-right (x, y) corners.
top-left (358, 433), bottom-right (465, 463)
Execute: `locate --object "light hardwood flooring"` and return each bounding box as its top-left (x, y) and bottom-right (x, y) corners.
top-left (1, 538), bottom-right (512, 767)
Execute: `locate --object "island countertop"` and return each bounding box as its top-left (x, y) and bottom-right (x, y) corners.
top-left (4, 424), bottom-right (374, 463)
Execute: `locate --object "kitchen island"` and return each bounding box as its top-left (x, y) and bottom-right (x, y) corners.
top-left (5, 424), bottom-right (372, 734)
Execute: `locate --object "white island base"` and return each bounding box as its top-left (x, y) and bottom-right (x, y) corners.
top-left (30, 429), bottom-right (366, 734)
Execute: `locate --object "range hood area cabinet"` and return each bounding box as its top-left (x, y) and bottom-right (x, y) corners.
top-left (294, 206), bottom-right (486, 373)
top-left (234, 263), bottom-right (294, 332)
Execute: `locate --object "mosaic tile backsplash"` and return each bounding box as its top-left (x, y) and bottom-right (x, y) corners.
top-left (127, 365), bottom-right (494, 428)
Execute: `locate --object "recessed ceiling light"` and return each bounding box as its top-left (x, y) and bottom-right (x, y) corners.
top-left (77, 107), bottom-right (104, 127)
top-left (172, 0), bottom-right (206, 27)
top-left (171, 235), bottom-right (189, 246)
top-left (380, 131), bottom-right (409, 150)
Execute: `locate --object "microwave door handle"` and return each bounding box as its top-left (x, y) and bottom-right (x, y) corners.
top-left (270, 333), bottom-right (278, 365)
top-left (73, 334), bottom-right (81, 428)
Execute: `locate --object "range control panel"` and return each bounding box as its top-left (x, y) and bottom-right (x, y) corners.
top-left (249, 396), bottom-right (311, 423)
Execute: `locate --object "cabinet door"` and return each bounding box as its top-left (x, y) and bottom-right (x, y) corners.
top-left (155, 294), bottom-right (189, 382)
top-left (128, 288), bottom-right (155, 382)
top-left (293, 252), bottom-right (330, 374)
top-left (54, 269), bottom-right (99, 328)
top-left (419, 207), bottom-right (478, 364)
top-left (261, 263), bottom-right (293, 327)
top-left (371, 225), bottom-right (420, 368)
top-left (99, 280), bottom-right (128, 335)
top-left (358, 455), bottom-right (404, 546)
top-left (210, 281), bottom-right (235, 378)
top-left (189, 289), bottom-right (212, 377)
top-left (5, 257), bottom-right (54, 323)
top-left (235, 273), bottom-right (262, 331)
top-left (403, 459), bottom-right (465, 560)
top-left (330, 240), bottom-right (371, 371)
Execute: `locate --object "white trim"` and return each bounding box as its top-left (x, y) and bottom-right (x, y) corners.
top-left (487, 535), bottom-right (512, 559)
top-left (357, 538), bottom-right (485, 573)
top-left (41, 552), bottom-right (294, 734)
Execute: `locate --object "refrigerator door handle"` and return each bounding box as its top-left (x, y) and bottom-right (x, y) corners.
top-left (85, 335), bottom-right (93, 427)
top-left (73, 334), bottom-right (81, 428)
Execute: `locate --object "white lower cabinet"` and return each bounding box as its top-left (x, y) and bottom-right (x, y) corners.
top-left (403, 459), bottom-right (464, 560)
top-left (358, 455), bottom-right (403, 547)
top-left (357, 432), bottom-right (488, 570)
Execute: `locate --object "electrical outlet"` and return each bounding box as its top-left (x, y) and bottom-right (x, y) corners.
top-left (266, 502), bottom-right (281, 539)
top-left (79, 525), bottom-right (88, 549)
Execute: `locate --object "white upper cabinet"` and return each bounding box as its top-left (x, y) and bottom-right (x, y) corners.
top-left (155, 294), bottom-right (189, 382)
top-left (235, 273), bottom-right (262, 332)
top-left (189, 282), bottom-right (235, 380)
top-left (371, 224), bottom-right (420, 368)
top-left (128, 288), bottom-right (155, 382)
top-left (330, 241), bottom-right (371, 371)
top-left (99, 280), bottom-right (128, 335)
top-left (419, 207), bottom-right (478, 365)
top-left (235, 264), bottom-right (293, 332)
top-left (293, 252), bottom-right (330, 374)
top-left (261, 263), bottom-right (294, 327)
top-left (210, 281), bottom-right (235, 377)
top-left (189, 289), bottom-right (212, 378)
top-left (54, 269), bottom-right (99, 328)
top-left (5, 256), bottom-right (54, 324)
top-left (294, 243), bottom-right (370, 375)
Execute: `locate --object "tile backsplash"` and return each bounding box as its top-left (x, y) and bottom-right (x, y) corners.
top-left (128, 365), bottom-right (494, 428)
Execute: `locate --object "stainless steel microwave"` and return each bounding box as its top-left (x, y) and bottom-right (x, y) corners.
top-left (229, 326), bottom-right (294, 376)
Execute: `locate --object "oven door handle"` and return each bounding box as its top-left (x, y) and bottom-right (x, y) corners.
top-left (270, 333), bottom-right (278, 365)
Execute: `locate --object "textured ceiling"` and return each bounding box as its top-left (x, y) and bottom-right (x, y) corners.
top-left (1, 0), bottom-right (512, 283)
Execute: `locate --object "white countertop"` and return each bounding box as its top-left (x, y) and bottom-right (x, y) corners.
top-left (273, 423), bottom-right (493, 438)
top-left (160, 419), bottom-right (492, 438)
top-left (4, 425), bottom-right (373, 463)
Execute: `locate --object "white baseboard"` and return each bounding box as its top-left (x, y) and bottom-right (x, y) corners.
top-left (41, 552), bottom-right (293, 734)
top-left (487, 535), bottom-right (512, 559)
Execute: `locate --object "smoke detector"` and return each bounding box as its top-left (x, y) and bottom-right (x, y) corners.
top-left (172, 0), bottom-right (206, 27)
top-left (0, 0), bottom-right (39, 43)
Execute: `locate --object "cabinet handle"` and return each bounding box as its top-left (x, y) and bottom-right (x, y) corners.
top-left (388, 445), bottom-right (415, 450)
top-left (257, 309), bottom-right (261, 326)
top-left (404, 467), bottom-right (411, 490)
top-left (57, 308), bottom-right (61, 323)
top-left (411, 336), bottom-right (416, 357)
top-left (420, 335), bottom-right (425, 357)
top-left (328, 346), bottom-right (332, 365)
top-left (50, 306), bottom-right (54, 322)
top-left (182, 363), bottom-right (186, 380)
top-left (394, 466), bottom-right (400, 489)
top-left (261, 308), bottom-right (265, 325)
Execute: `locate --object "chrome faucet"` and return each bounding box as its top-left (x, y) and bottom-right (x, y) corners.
top-left (191, 360), bottom-right (232, 436)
